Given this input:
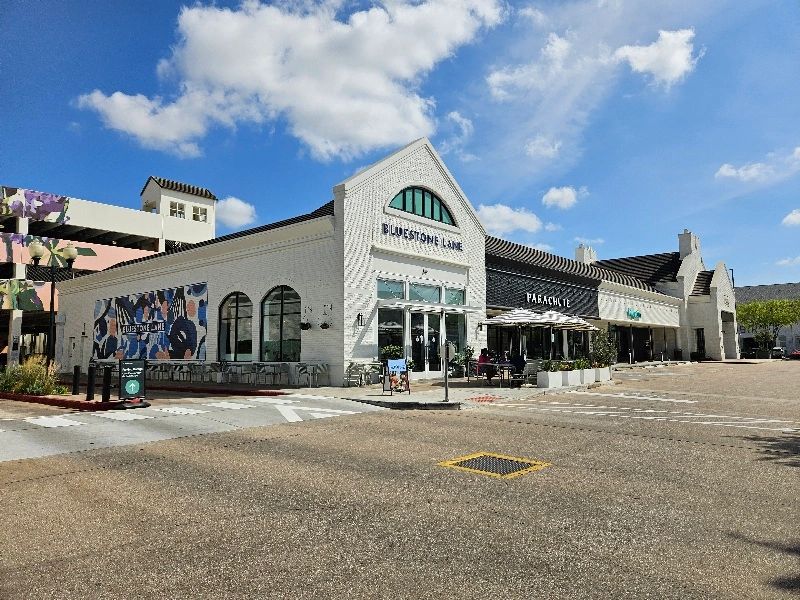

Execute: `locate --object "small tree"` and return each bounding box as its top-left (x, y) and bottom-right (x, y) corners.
top-left (590, 330), bottom-right (618, 367)
top-left (737, 299), bottom-right (800, 349)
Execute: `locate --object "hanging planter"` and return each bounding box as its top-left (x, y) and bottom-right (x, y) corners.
top-left (300, 322), bottom-right (312, 330)
top-left (319, 322), bottom-right (330, 330)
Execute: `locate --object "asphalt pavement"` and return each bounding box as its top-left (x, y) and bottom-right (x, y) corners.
top-left (0, 361), bottom-right (797, 599)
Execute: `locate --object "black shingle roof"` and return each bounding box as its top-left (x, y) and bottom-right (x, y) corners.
top-left (485, 236), bottom-right (658, 292)
top-left (595, 252), bottom-right (682, 284)
top-left (141, 176), bottom-right (217, 200)
top-left (735, 282), bottom-right (800, 303)
top-left (103, 200), bottom-right (335, 273)
top-left (691, 270), bottom-right (714, 296)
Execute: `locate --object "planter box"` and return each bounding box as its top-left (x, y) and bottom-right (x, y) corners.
top-left (595, 367), bottom-right (612, 382)
top-left (579, 368), bottom-right (596, 385)
top-left (562, 370), bottom-right (581, 386)
top-left (537, 371), bottom-right (562, 388)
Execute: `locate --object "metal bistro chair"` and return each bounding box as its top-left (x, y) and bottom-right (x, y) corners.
top-left (344, 362), bottom-right (366, 387)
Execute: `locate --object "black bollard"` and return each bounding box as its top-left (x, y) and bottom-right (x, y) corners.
top-left (86, 365), bottom-right (96, 401)
top-left (72, 365), bottom-right (81, 395)
top-left (102, 366), bottom-right (112, 403)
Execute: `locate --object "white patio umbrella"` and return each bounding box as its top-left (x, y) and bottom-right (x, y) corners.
top-left (482, 308), bottom-right (598, 358)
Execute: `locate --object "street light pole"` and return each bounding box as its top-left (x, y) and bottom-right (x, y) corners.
top-left (28, 240), bottom-right (78, 370)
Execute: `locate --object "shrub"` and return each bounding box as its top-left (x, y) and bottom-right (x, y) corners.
top-left (573, 357), bottom-right (591, 370)
top-left (0, 356), bottom-right (66, 396)
top-left (379, 344), bottom-right (404, 361)
top-left (540, 359), bottom-right (559, 372)
top-left (559, 361), bottom-right (574, 371)
top-left (591, 330), bottom-right (618, 367)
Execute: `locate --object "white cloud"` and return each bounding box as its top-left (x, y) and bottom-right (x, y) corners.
top-left (216, 196), bottom-right (257, 228)
top-left (525, 134), bottom-right (562, 159)
top-left (542, 185), bottom-right (587, 209)
top-left (477, 203), bottom-right (542, 235)
top-left (518, 6), bottom-right (547, 26)
top-left (438, 111), bottom-right (478, 162)
top-left (78, 1), bottom-right (503, 160)
top-left (777, 256), bottom-right (800, 267)
top-left (614, 29), bottom-right (701, 87)
top-left (544, 222), bottom-right (562, 231)
top-left (575, 236), bottom-right (605, 246)
top-left (782, 209), bottom-right (800, 226)
top-left (715, 146), bottom-right (800, 185)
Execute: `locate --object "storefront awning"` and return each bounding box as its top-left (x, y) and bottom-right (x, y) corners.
top-left (377, 299), bottom-right (483, 314)
top-left (482, 307), bottom-right (598, 331)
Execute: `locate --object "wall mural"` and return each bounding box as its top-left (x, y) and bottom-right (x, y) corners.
top-left (0, 279), bottom-right (47, 310)
top-left (1, 187), bottom-right (70, 224)
top-left (1, 234), bottom-right (97, 267)
top-left (93, 283), bottom-right (208, 360)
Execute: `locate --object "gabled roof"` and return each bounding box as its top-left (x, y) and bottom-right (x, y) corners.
top-left (485, 237), bottom-right (658, 292)
top-left (141, 176), bottom-right (217, 200)
top-left (691, 270), bottom-right (714, 296)
top-left (595, 252), bottom-right (682, 285)
top-left (103, 200), bottom-right (334, 273)
top-left (735, 282), bottom-right (800, 303)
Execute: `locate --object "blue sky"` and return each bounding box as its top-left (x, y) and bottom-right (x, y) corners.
top-left (2, 0), bottom-right (798, 286)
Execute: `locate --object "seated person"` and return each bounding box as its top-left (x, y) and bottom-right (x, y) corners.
top-left (477, 348), bottom-right (496, 382)
top-left (510, 351), bottom-right (526, 374)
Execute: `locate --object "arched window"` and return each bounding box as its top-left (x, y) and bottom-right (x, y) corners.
top-left (261, 286), bottom-right (301, 362)
top-left (388, 187), bottom-right (455, 225)
top-left (218, 292), bottom-right (253, 361)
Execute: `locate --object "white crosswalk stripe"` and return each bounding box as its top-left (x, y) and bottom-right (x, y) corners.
top-left (90, 411), bottom-right (155, 421)
top-left (285, 393), bottom-right (336, 400)
top-left (153, 406), bottom-right (209, 415)
top-left (248, 397), bottom-right (299, 405)
top-left (492, 400), bottom-right (798, 433)
top-left (567, 391), bottom-right (697, 404)
top-left (24, 416), bottom-right (86, 428)
top-left (203, 401), bottom-right (254, 410)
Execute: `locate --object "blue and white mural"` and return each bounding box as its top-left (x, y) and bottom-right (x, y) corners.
top-left (93, 283), bottom-right (208, 360)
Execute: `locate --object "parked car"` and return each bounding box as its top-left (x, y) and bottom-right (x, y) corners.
top-left (789, 349), bottom-right (800, 360)
top-left (770, 347), bottom-right (785, 359)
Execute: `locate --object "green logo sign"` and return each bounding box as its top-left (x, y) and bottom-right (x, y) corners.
top-left (125, 379), bottom-right (140, 395)
top-left (626, 308), bottom-right (642, 320)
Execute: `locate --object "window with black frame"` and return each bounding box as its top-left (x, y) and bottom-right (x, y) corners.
top-left (388, 187), bottom-right (456, 225)
top-left (219, 292), bottom-right (253, 361)
top-left (261, 286), bottom-right (301, 362)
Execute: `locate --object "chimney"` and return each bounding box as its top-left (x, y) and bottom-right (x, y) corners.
top-left (575, 244), bottom-right (597, 264)
top-left (678, 229), bottom-right (700, 259)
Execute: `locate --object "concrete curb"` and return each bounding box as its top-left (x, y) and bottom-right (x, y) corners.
top-left (345, 397), bottom-right (461, 410)
top-left (0, 391), bottom-right (119, 411)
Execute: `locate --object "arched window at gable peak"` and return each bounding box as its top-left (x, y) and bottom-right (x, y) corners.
top-left (388, 187), bottom-right (455, 226)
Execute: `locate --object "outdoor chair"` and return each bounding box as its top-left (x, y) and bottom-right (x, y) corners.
top-left (344, 362), bottom-right (365, 387)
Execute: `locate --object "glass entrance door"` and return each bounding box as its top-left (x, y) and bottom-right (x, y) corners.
top-left (410, 312), bottom-right (442, 376)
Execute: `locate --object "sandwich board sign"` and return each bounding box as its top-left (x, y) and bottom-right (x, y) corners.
top-left (119, 359), bottom-right (146, 400)
top-left (383, 358), bottom-right (411, 395)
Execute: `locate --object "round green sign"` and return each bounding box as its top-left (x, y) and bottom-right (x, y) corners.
top-left (125, 380), bottom-right (141, 395)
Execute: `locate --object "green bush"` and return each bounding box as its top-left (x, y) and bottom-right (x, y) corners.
top-left (379, 344), bottom-right (404, 361)
top-left (573, 357), bottom-right (591, 370)
top-left (559, 361), bottom-right (574, 371)
top-left (591, 330), bottom-right (618, 367)
top-left (0, 356), bottom-right (66, 396)
top-left (540, 359), bottom-right (559, 372)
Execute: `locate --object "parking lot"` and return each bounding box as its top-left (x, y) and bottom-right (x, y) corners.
top-left (0, 360), bottom-right (797, 599)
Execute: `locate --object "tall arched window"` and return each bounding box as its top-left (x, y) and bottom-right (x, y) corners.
top-left (261, 286), bottom-right (301, 362)
top-left (218, 292), bottom-right (253, 361)
top-left (388, 187), bottom-right (455, 225)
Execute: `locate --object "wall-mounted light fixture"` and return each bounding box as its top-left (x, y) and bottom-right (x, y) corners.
top-left (356, 313), bottom-right (365, 327)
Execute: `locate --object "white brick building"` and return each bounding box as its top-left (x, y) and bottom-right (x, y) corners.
top-left (56, 139), bottom-right (487, 385)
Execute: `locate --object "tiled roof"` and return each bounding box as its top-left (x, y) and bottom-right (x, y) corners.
top-left (485, 236), bottom-right (658, 292)
top-left (735, 282), bottom-right (800, 303)
top-left (104, 200), bottom-right (335, 273)
top-left (691, 270), bottom-right (714, 296)
top-left (595, 252), bottom-right (682, 284)
top-left (141, 176), bottom-right (218, 200)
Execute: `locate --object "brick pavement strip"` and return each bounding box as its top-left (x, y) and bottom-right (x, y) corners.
top-left (0, 361), bottom-right (797, 599)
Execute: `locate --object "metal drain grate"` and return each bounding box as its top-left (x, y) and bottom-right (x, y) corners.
top-left (438, 452), bottom-right (550, 479)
